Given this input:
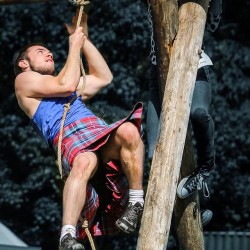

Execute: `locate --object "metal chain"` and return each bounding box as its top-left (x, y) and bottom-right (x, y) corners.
top-left (147, 0), bottom-right (157, 65)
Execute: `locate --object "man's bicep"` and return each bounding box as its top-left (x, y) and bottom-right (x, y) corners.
top-left (15, 72), bottom-right (41, 97)
top-left (81, 75), bottom-right (110, 100)
top-left (16, 72), bottom-right (71, 98)
top-left (16, 72), bottom-right (52, 96)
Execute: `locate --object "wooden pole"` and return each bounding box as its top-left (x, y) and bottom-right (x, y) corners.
top-left (137, 1), bottom-right (209, 249)
top-left (148, 1), bottom-right (204, 247)
top-left (174, 128), bottom-right (204, 250)
top-left (149, 0), bottom-right (178, 97)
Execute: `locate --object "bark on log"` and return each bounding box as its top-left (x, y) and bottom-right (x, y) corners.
top-left (174, 128), bottom-right (204, 250)
top-left (137, 1), bottom-right (209, 249)
top-left (149, 0), bottom-right (178, 98)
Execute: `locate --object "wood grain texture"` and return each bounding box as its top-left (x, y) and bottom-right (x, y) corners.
top-left (137, 1), bottom-right (209, 249)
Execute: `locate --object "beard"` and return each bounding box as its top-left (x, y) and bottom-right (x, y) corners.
top-left (29, 63), bottom-right (55, 75)
top-left (26, 56), bottom-right (55, 75)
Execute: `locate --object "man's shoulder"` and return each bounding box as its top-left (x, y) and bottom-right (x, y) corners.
top-left (15, 71), bottom-right (42, 90)
top-left (16, 71), bottom-right (41, 81)
top-left (15, 72), bottom-right (42, 118)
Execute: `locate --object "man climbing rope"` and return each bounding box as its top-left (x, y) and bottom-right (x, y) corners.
top-left (13, 10), bottom-right (144, 250)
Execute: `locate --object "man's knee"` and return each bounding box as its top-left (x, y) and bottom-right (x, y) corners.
top-left (190, 107), bottom-right (210, 122)
top-left (71, 153), bottom-right (98, 180)
top-left (117, 122), bottom-right (141, 146)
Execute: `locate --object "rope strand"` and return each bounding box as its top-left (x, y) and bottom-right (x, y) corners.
top-left (80, 217), bottom-right (97, 250)
top-left (57, 3), bottom-right (86, 179)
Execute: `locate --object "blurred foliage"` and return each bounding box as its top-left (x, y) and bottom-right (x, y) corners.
top-left (0, 0), bottom-right (249, 249)
top-left (204, 33), bottom-right (250, 233)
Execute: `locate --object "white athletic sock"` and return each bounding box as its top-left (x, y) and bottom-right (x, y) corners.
top-left (129, 189), bottom-right (144, 206)
top-left (60, 225), bottom-right (76, 242)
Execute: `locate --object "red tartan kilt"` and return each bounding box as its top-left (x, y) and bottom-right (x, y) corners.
top-left (53, 103), bottom-right (143, 238)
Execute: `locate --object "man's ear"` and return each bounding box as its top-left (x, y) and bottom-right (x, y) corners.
top-left (18, 59), bottom-right (30, 70)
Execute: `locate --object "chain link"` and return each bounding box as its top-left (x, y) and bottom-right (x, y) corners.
top-left (147, 0), bottom-right (157, 65)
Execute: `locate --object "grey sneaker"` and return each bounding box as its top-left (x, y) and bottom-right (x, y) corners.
top-left (177, 170), bottom-right (210, 199)
top-left (116, 202), bottom-right (143, 234)
top-left (59, 233), bottom-right (85, 250)
top-left (201, 209), bottom-right (213, 226)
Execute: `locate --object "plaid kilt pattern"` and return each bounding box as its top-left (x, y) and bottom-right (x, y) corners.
top-left (53, 102), bottom-right (143, 238)
top-left (77, 160), bottom-right (130, 239)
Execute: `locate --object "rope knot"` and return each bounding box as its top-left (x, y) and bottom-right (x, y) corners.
top-left (68, 0), bottom-right (90, 6)
top-left (64, 103), bottom-right (71, 110)
top-left (82, 219), bottom-right (89, 229)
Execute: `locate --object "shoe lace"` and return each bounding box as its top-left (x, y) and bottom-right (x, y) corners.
top-left (61, 236), bottom-right (74, 246)
top-left (126, 204), bottom-right (142, 223)
top-left (187, 172), bottom-right (210, 198)
top-left (61, 235), bottom-right (83, 249)
top-left (202, 179), bottom-right (210, 198)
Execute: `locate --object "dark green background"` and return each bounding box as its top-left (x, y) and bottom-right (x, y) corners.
top-left (0, 0), bottom-right (249, 249)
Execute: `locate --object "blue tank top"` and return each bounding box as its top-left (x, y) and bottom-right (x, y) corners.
top-left (31, 93), bottom-right (95, 146)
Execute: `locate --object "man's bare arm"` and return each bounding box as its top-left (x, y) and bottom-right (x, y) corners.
top-left (66, 11), bottom-right (113, 101)
top-left (79, 38), bottom-right (113, 101)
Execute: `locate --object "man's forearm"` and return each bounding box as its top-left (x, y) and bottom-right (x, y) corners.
top-left (82, 39), bottom-right (113, 82)
top-left (57, 48), bottom-right (82, 91)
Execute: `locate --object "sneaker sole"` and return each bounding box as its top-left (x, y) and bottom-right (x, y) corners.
top-left (202, 210), bottom-right (213, 226)
top-left (176, 177), bottom-right (190, 199)
top-left (116, 218), bottom-right (136, 234)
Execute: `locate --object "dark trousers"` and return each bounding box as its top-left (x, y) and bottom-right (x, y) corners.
top-left (146, 65), bottom-right (215, 171)
top-left (190, 66), bottom-right (215, 170)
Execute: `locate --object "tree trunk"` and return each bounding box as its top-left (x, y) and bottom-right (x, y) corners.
top-left (174, 128), bottom-right (204, 250)
top-left (137, 1), bottom-right (209, 249)
top-left (149, 0), bottom-right (178, 98)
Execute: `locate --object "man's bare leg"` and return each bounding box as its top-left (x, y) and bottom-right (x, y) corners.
top-left (101, 122), bottom-right (144, 188)
top-left (100, 122), bottom-right (144, 233)
top-left (60, 151), bottom-right (98, 244)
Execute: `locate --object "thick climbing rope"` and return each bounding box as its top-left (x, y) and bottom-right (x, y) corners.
top-left (57, 0), bottom-right (89, 178)
top-left (57, 1), bottom-right (96, 250)
top-left (79, 217), bottom-right (96, 250)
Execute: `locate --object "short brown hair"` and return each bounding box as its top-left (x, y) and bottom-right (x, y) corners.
top-left (13, 42), bottom-right (48, 76)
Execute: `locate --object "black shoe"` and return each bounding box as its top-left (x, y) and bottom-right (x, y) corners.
top-left (177, 169), bottom-right (210, 199)
top-left (116, 202), bottom-right (143, 234)
top-left (201, 209), bottom-right (213, 226)
top-left (59, 233), bottom-right (85, 250)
